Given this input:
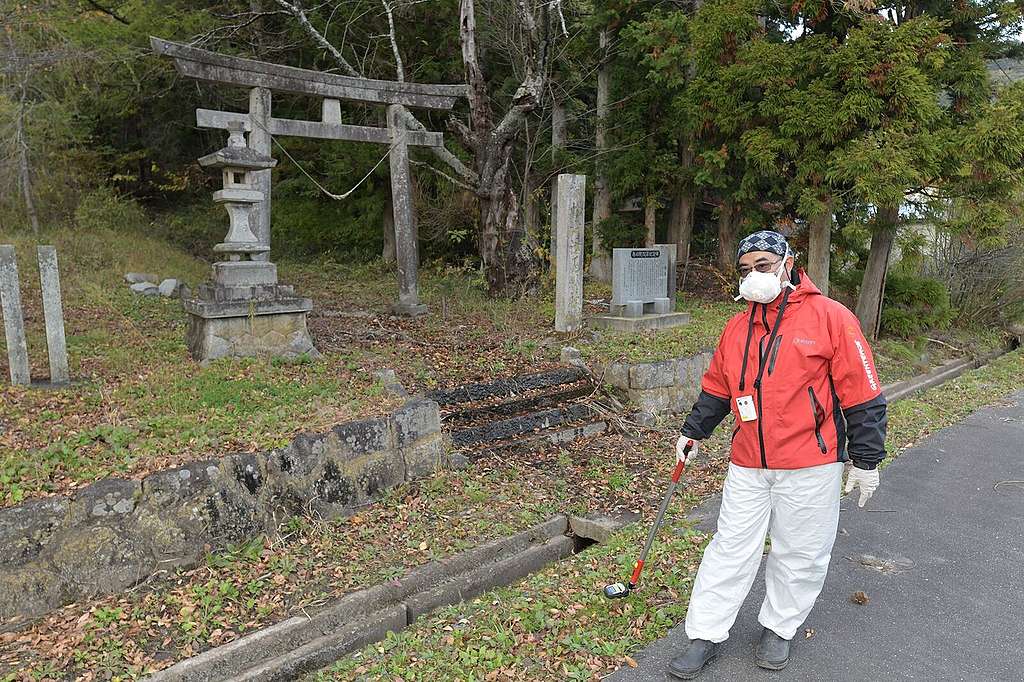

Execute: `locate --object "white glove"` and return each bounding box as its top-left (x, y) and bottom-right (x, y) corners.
top-left (844, 466), bottom-right (879, 507)
top-left (676, 436), bottom-right (699, 464)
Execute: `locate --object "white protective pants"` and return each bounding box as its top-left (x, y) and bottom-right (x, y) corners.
top-left (684, 461), bottom-right (843, 643)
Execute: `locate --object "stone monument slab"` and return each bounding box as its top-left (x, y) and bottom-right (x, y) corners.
top-left (610, 248), bottom-right (668, 314)
top-left (0, 245), bottom-right (30, 385)
top-left (554, 174), bottom-right (586, 333)
top-left (36, 247), bottom-right (70, 385)
top-left (590, 243), bottom-right (688, 333)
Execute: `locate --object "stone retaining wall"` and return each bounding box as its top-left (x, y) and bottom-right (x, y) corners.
top-left (600, 350), bottom-right (715, 416)
top-left (0, 399), bottom-right (444, 620)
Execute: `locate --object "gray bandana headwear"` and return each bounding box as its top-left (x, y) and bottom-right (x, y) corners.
top-left (737, 230), bottom-right (789, 261)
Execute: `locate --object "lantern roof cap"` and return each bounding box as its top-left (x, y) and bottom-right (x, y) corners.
top-left (199, 145), bottom-right (277, 170)
top-left (199, 121), bottom-right (277, 170)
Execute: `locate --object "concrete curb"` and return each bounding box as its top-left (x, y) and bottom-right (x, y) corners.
top-left (882, 347), bottom-right (1009, 402)
top-left (146, 516), bottom-right (571, 682)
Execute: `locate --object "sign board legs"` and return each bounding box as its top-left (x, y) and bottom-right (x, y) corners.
top-left (386, 104), bottom-right (426, 317)
top-left (37, 246), bottom-right (70, 385)
top-left (0, 245), bottom-right (30, 385)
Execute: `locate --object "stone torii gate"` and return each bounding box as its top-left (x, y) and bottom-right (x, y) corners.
top-left (152, 37), bottom-right (467, 316)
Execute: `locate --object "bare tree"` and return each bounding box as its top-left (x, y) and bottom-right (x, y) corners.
top-left (1, 5), bottom-right (76, 234)
top-left (223, 0), bottom-right (563, 295)
top-left (456, 0), bottom-right (555, 295)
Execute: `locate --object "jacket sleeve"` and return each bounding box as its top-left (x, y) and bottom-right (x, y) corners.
top-left (681, 390), bottom-right (731, 440)
top-left (829, 306), bottom-right (888, 470)
top-left (681, 329), bottom-right (733, 440)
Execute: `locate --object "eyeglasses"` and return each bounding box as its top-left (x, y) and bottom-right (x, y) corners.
top-left (738, 258), bottom-right (782, 278)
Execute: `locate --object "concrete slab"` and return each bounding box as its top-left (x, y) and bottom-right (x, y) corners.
top-left (588, 312), bottom-right (691, 332)
top-left (609, 392), bottom-right (1024, 681)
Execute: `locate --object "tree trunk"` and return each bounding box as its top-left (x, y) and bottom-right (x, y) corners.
top-left (644, 197), bottom-right (657, 247)
top-left (477, 153), bottom-right (535, 296)
top-left (16, 83), bottom-right (40, 235)
top-left (807, 199), bottom-right (832, 296)
top-left (716, 199), bottom-right (738, 271)
top-left (524, 183), bottom-right (539, 245)
top-left (667, 144), bottom-right (695, 266)
top-left (590, 29), bottom-right (613, 282)
top-left (382, 198), bottom-right (396, 263)
top-left (549, 91), bottom-right (567, 268)
top-left (855, 204), bottom-right (899, 340)
top-left (460, 0), bottom-right (543, 297)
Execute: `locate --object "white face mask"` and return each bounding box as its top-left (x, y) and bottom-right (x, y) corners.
top-left (736, 252), bottom-right (794, 304)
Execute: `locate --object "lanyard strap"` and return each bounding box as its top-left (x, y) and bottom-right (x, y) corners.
top-left (753, 286), bottom-right (792, 391)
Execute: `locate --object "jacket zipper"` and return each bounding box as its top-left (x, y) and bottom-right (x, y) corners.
top-left (808, 386), bottom-right (827, 454)
top-left (745, 289), bottom-right (792, 470)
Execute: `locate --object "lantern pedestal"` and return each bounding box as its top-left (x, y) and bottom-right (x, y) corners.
top-left (184, 122), bottom-right (317, 363)
top-left (183, 289), bottom-right (316, 364)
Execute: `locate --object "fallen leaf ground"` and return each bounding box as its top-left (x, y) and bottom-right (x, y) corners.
top-left (2, 351), bottom-right (1021, 681)
top-left (0, 227), bottom-right (1011, 680)
top-left (308, 349), bottom-right (1024, 682)
top-left (0, 228), bottom-right (995, 505)
top-left (0, 420), bottom-right (732, 680)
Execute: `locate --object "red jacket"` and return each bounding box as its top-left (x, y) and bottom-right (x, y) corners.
top-left (682, 271), bottom-right (887, 470)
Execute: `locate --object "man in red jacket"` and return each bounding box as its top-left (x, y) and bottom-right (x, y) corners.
top-left (668, 230), bottom-right (887, 679)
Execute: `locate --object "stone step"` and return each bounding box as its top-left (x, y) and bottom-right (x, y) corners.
top-left (464, 418), bottom-right (609, 461)
top-left (426, 367), bottom-right (588, 407)
top-left (449, 403), bottom-right (597, 447)
top-left (442, 384), bottom-right (594, 427)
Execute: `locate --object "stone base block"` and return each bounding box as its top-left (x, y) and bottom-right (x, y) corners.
top-left (391, 301), bottom-right (428, 317)
top-left (650, 297), bottom-right (672, 314)
top-left (587, 311), bottom-right (691, 332)
top-left (186, 311), bottom-right (318, 363)
top-left (212, 260), bottom-right (278, 287)
top-left (609, 300), bottom-right (644, 318)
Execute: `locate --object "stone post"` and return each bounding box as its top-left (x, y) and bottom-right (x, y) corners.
top-left (0, 245), bottom-right (30, 385)
top-left (386, 104), bottom-right (426, 317)
top-left (656, 243), bottom-right (677, 310)
top-left (36, 246), bottom-right (70, 385)
top-left (554, 174), bottom-right (586, 333)
top-left (248, 87), bottom-right (272, 261)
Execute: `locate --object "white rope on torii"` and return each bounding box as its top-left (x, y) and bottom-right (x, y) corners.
top-left (250, 113), bottom-right (395, 201)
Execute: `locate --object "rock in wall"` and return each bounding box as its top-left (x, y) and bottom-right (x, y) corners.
top-left (602, 350), bottom-right (715, 416)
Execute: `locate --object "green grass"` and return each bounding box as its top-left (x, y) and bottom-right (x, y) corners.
top-left (872, 326), bottom-right (1006, 385)
top-left (0, 228), bottom-right (394, 504)
top-left (579, 300), bottom-right (740, 365)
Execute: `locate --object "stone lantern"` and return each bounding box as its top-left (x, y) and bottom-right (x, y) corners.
top-left (199, 122), bottom-right (276, 286)
top-left (183, 122), bottom-right (316, 363)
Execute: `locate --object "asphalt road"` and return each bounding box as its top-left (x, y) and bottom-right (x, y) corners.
top-left (608, 392), bottom-right (1024, 682)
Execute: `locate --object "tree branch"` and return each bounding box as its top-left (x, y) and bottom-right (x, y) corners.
top-left (273, 0), bottom-right (361, 77)
top-left (381, 0), bottom-right (404, 82)
top-left (277, 0), bottom-right (478, 186)
top-left (83, 0), bottom-right (129, 25)
top-left (409, 159), bottom-right (477, 192)
top-left (459, 0), bottom-right (493, 135)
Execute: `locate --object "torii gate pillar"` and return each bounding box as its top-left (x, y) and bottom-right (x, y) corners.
top-left (386, 104), bottom-right (426, 317)
top-left (248, 87), bottom-right (272, 260)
